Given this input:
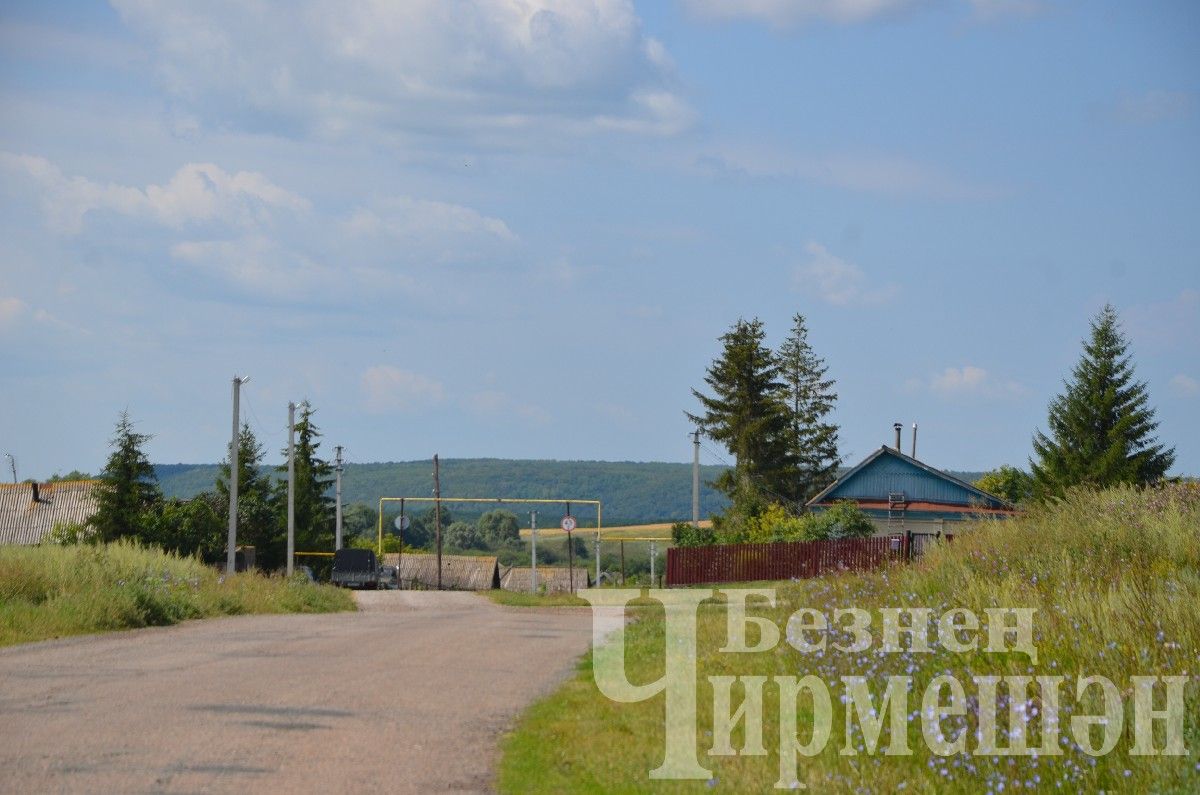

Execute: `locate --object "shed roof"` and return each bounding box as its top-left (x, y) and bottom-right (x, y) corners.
top-left (0, 481), bottom-right (100, 545)
top-left (807, 446), bottom-right (1014, 513)
top-left (382, 552), bottom-right (500, 590)
top-left (499, 565), bottom-right (589, 593)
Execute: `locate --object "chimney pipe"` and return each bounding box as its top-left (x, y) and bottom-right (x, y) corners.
top-left (893, 422), bottom-right (902, 451)
top-left (31, 482), bottom-right (39, 503)
top-left (911, 423), bottom-right (918, 459)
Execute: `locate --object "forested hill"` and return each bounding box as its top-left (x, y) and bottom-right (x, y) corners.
top-left (154, 458), bottom-right (988, 526)
top-left (154, 459), bottom-right (733, 526)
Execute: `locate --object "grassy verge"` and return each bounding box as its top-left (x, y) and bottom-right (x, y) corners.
top-left (498, 484), bottom-right (1200, 793)
top-left (0, 540), bottom-right (355, 647)
top-left (485, 589), bottom-right (591, 608)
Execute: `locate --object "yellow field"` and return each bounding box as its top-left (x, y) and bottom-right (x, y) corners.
top-left (517, 520), bottom-right (709, 540)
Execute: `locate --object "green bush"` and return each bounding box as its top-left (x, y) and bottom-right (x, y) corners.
top-left (670, 521), bottom-right (716, 547)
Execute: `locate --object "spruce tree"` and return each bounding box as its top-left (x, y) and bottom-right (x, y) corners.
top-left (1031, 304), bottom-right (1174, 498)
top-left (215, 423), bottom-right (278, 564)
top-left (92, 411), bottom-right (162, 542)
top-left (777, 313), bottom-right (840, 503)
top-left (274, 402), bottom-right (335, 562)
top-left (687, 318), bottom-right (795, 514)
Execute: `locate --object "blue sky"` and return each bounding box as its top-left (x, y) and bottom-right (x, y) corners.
top-left (1, 0), bottom-right (1197, 480)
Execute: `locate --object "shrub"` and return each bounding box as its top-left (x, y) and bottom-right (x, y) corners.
top-left (803, 500), bottom-right (874, 540)
top-left (671, 521), bottom-right (716, 547)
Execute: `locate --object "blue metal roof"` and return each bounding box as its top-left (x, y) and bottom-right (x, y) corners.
top-left (806, 446), bottom-right (1012, 510)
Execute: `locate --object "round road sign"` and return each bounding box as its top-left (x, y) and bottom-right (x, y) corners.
top-left (394, 515), bottom-right (411, 532)
top-left (560, 515), bottom-right (577, 532)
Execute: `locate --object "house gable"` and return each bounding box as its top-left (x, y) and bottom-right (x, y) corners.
top-left (808, 447), bottom-right (1009, 511)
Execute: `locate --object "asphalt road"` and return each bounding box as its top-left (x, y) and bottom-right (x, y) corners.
top-left (0, 592), bottom-right (593, 794)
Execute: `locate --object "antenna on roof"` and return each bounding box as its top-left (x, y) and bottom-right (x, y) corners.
top-left (4, 453), bottom-right (14, 484)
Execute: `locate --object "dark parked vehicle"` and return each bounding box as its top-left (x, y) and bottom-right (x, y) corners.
top-left (331, 549), bottom-right (380, 590)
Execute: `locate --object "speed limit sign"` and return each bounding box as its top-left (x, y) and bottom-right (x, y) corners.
top-left (560, 515), bottom-right (577, 532)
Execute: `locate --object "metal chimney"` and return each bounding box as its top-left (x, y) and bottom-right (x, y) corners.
top-left (893, 422), bottom-right (903, 451)
top-left (911, 423), bottom-right (918, 459)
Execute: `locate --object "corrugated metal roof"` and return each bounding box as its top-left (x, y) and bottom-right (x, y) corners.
top-left (807, 446), bottom-right (1014, 511)
top-left (381, 552), bottom-right (500, 590)
top-left (499, 566), bottom-right (589, 593)
top-left (0, 481), bottom-right (100, 545)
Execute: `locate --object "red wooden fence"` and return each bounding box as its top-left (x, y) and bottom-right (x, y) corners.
top-left (665, 533), bottom-right (951, 587)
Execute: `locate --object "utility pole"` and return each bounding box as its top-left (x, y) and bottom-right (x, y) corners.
top-left (286, 401), bottom-right (296, 577)
top-left (530, 510), bottom-right (538, 594)
top-left (334, 445), bottom-right (344, 551)
top-left (566, 502), bottom-right (574, 594)
top-left (226, 376), bottom-right (248, 576)
top-left (4, 453), bottom-right (15, 484)
top-left (433, 454), bottom-right (442, 590)
top-left (692, 429), bottom-right (701, 527)
top-left (650, 540), bottom-right (656, 585)
top-left (594, 531), bottom-right (600, 589)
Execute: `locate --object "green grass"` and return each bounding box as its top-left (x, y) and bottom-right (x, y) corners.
top-left (485, 590), bottom-right (592, 608)
top-left (0, 540), bottom-right (355, 647)
top-left (498, 484), bottom-right (1200, 793)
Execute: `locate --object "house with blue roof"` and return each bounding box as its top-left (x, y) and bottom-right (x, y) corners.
top-left (806, 444), bottom-right (1015, 535)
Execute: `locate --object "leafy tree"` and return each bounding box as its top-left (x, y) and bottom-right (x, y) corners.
top-left (777, 313), bottom-right (840, 503)
top-left (445, 521), bottom-right (486, 550)
top-left (48, 470), bottom-right (92, 482)
top-left (478, 509), bottom-right (521, 547)
top-left (688, 318), bottom-right (795, 514)
top-left (1031, 305), bottom-right (1175, 499)
top-left (342, 503), bottom-right (378, 540)
top-left (215, 423), bottom-right (278, 564)
top-left (145, 495), bottom-right (225, 562)
top-left (974, 465), bottom-right (1033, 505)
top-left (92, 412), bottom-right (162, 542)
top-left (272, 402), bottom-right (335, 567)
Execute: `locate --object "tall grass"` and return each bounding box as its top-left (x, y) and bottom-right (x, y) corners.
top-left (499, 484), bottom-right (1200, 793)
top-left (0, 539), bottom-right (354, 647)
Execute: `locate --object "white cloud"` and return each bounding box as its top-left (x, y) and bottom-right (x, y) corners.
top-left (683, 0), bottom-right (1041, 26)
top-left (170, 236), bottom-right (341, 301)
top-left (0, 296), bottom-right (26, 328)
top-left (695, 145), bottom-right (998, 200)
top-left (343, 196), bottom-right (519, 263)
top-left (1170, 374), bottom-right (1200, 397)
top-left (794, 242), bottom-right (897, 306)
top-left (682, 0), bottom-right (926, 27)
top-left (1113, 90), bottom-right (1194, 125)
top-left (928, 365), bottom-right (1026, 397)
top-left (465, 390), bottom-right (551, 425)
top-left (1, 153), bottom-right (308, 234)
top-left (361, 366), bottom-right (445, 413)
top-left (111, 0), bottom-right (691, 144)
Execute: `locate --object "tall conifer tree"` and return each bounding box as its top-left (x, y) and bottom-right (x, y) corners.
top-left (92, 411), bottom-right (162, 542)
top-left (274, 402), bottom-right (335, 559)
top-left (777, 313), bottom-right (840, 503)
top-left (687, 318), bottom-right (795, 512)
top-left (1031, 304), bottom-right (1174, 498)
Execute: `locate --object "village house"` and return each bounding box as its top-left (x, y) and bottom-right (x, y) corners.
top-left (0, 480), bottom-right (100, 545)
